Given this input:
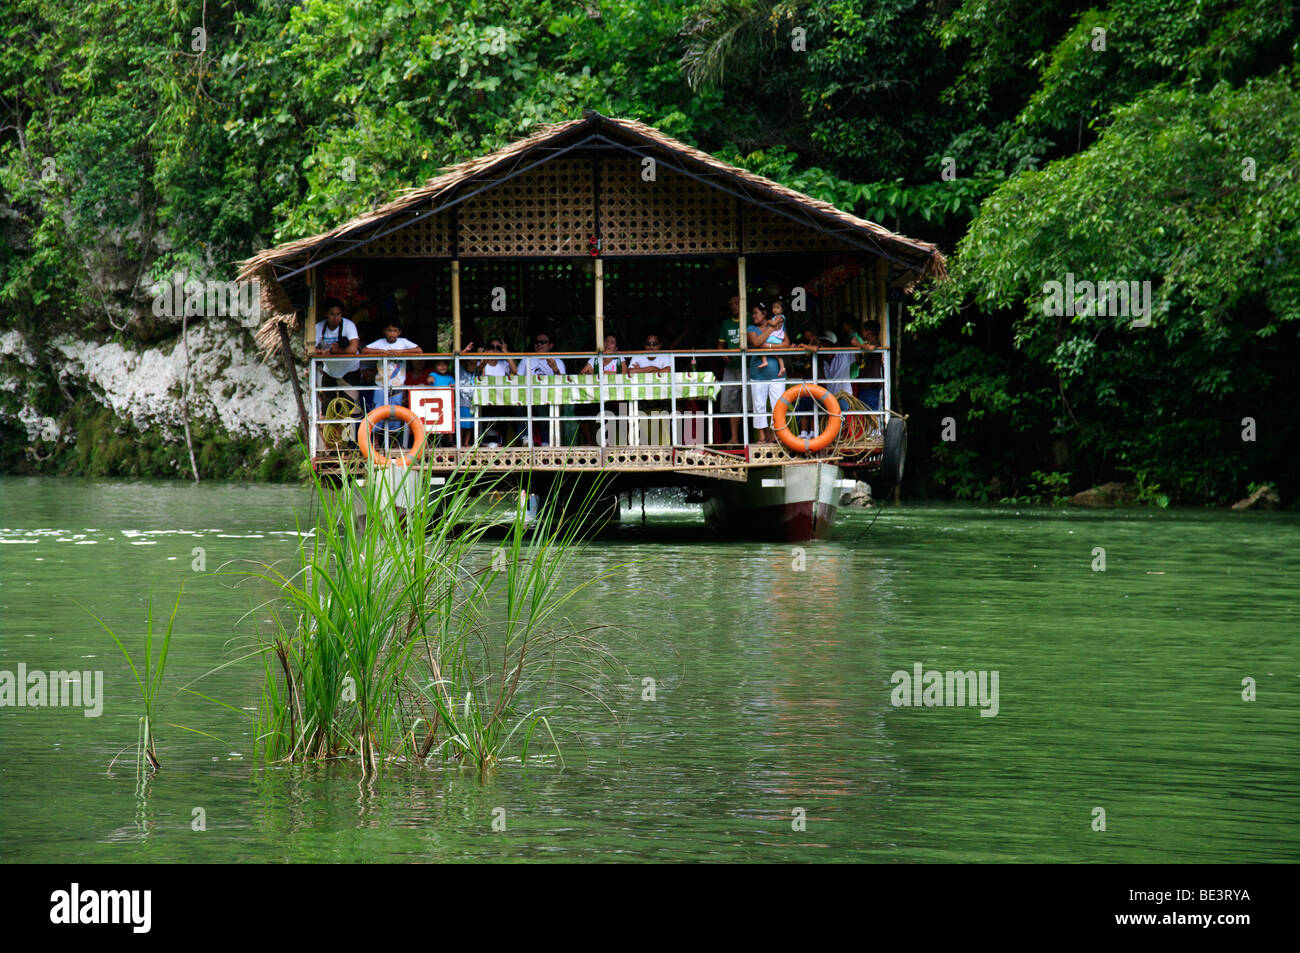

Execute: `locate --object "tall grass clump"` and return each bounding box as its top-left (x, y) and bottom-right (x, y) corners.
top-left (88, 587), bottom-right (181, 775)
top-left (246, 459), bottom-right (621, 776)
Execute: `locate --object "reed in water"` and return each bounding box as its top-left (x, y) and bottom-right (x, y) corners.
top-left (248, 458), bottom-right (621, 776)
top-left (89, 587), bottom-right (182, 776)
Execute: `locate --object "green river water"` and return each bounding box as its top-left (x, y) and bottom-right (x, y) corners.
top-left (1, 476), bottom-right (1296, 863)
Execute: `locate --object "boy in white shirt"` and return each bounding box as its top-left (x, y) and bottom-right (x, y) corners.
top-left (628, 334), bottom-right (673, 418)
top-left (360, 320), bottom-right (422, 439)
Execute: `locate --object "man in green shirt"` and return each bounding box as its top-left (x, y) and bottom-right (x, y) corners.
top-left (716, 295), bottom-right (744, 444)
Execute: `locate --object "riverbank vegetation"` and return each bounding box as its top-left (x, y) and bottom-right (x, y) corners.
top-left (0, 398), bottom-right (303, 481)
top-left (3, 0), bottom-right (1296, 502)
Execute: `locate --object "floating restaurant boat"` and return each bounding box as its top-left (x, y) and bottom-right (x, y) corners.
top-left (241, 112), bottom-right (944, 541)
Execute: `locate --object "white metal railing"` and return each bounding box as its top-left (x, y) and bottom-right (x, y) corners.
top-left (308, 348), bottom-right (888, 458)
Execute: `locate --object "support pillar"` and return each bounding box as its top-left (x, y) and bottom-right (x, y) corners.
top-left (306, 267), bottom-right (319, 351)
top-left (451, 259), bottom-right (462, 351)
top-left (594, 257), bottom-right (604, 348)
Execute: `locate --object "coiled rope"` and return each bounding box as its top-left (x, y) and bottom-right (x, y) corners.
top-left (830, 391), bottom-right (883, 447)
top-left (321, 396), bottom-right (361, 448)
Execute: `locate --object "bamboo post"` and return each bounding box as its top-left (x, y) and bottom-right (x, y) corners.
top-left (594, 257), bottom-right (604, 349)
top-left (306, 267), bottom-right (319, 351)
top-left (876, 258), bottom-right (889, 346)
top-left (305, 268), bottom-right (319, 450)
top-left (737, 255), bottom-right (748, 445)
top-left (278, 320), bottom-right (311, 441)
top-left (737, 256), bottom-right (747, 346)
top-left (451, 259), bottom-right (462, 351)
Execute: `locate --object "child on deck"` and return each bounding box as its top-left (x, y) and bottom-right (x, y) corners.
top-left (360, 320), bottom-right (421, 445)
top-left (428, 358), bottom-right (456, 447)
top-left (757, 298), bottom-right (788, 378)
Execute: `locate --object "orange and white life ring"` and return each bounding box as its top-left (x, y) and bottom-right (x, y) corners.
top-left (772, 383), bottom-right (842, 454)
top-left (357, 404), bottom-right (427, 467)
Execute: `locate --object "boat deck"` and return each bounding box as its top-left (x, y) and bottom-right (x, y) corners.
top-left (313, 440), bottom-right (882, 482)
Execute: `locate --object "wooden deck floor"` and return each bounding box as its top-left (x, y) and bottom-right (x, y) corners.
top-left (312, 441), bottom-right (882, 481)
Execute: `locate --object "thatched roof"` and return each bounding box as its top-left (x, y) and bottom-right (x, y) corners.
top-left (241, 111), bottom-right (946, 353)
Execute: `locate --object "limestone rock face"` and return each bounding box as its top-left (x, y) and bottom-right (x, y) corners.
top-left (1, 324), bottom-right (297, 445)
top-left (1, 322), bottom-right (302, 477)
top-left (1068, 482), bottom-right (1138, 506)
top-left (1231, 484), bottom-right (1281, 511)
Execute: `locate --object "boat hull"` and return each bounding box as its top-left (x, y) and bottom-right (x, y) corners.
top-left (703, 462), bottom-right (842, 541)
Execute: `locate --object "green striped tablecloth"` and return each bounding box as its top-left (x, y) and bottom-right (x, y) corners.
top-left (472, 372), bottom-right (719, 407)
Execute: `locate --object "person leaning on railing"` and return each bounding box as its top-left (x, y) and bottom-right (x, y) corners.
top-left (456, 340), bottom-right (482, 447)
top-left (626, 334), bottom-right (671, 373)
top-left (818, 329), bottom-right (853, 397)
top-left (578, 333), bottom-right (626, 445)
top-left (313, 298), bottom-right (361, 407)
top-left (518, 332), bottom-right (566, 447)
top-left (477, 337), bottom-right (519, 447)
top-left (855, 319), bottom-right (883, 411)
top-left (627, 332), bottom-right (673, 416)
top-left (715, 294), bottom-right (744, 445)
top-left (359, 318), bottom-right (422, 446)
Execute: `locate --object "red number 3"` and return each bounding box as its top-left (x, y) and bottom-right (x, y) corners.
top-left (418, 396), bottom-right (444, 427)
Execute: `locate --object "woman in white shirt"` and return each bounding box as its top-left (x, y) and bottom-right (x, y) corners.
top-left (478, 337), bottom-right (518, 378)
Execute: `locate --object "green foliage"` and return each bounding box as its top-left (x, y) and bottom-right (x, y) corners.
top-left (916, 70), bottom-right (1300, 502)
top-left (998, 471), bottom-right (1072, 506)
top-left (719, 144), bottom-right (1002, 224)
top-left (2, 0), bottom-right (1297, 501)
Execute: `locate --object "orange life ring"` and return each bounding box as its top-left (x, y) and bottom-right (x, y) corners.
top-left (357, 404), bottom-right (426, 467)
top-left (772, 383), bottom-right (842, 454)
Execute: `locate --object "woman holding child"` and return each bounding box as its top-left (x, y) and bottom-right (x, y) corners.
top-left (746, 302), bottom-right (786, 444)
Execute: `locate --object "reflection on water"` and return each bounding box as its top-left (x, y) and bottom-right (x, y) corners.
top-left (1, 477), bottom-right (1297, 862)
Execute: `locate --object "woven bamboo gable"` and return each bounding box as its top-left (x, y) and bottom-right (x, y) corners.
top-left (742, 203), bottom-right (852, 253)
top-left (328, 158), bottom-right (854, 260)
top-left (347, 213), bottom-right (453, 258)
top-left (600, 158), bottom-right (737, 255)
top-left (458, 158), bottom-right (595, 256)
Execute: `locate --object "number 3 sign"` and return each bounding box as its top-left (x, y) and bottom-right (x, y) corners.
top-left (409, 387), bottom-right (455, 434)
